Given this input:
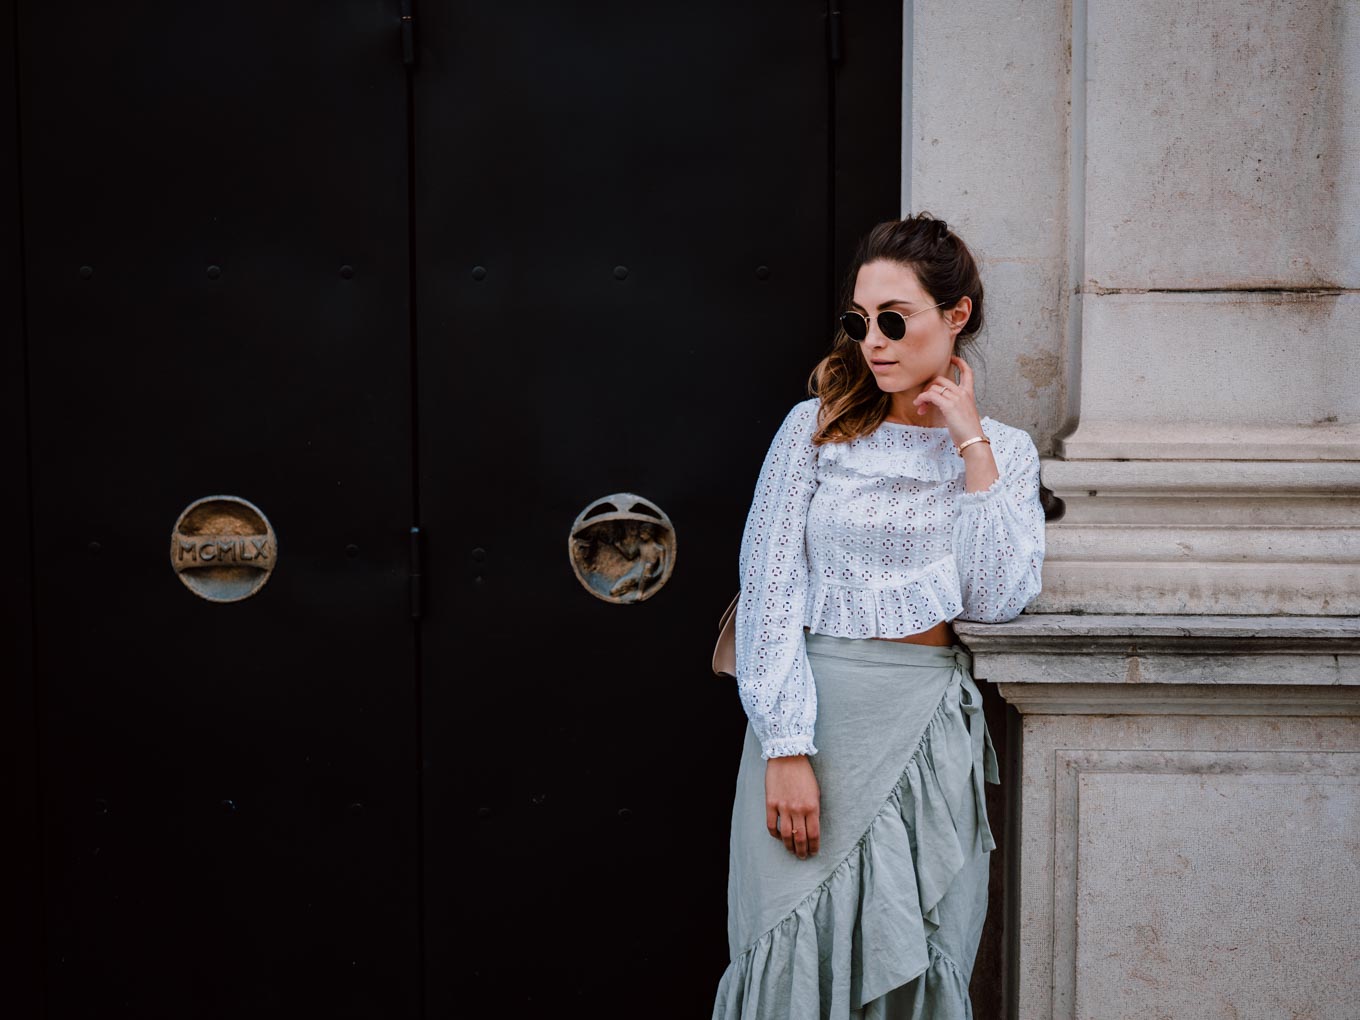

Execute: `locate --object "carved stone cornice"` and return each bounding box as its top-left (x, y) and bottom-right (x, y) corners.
top-left (1030, 456), bottom-right (1360, 616)
top-left (953, 613), bottom-right (1360, 714)
top-left (1054, 420), bottom-right (1360, 462)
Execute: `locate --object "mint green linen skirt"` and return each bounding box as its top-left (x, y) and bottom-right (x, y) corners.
top-left (712, 633), bottom-right (1000, 1019)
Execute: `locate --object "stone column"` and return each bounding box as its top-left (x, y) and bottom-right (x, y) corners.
top-left (909, 0), bottom-right (1360, 1016)
top-left (1046, 0), bottom-right (1359, 618)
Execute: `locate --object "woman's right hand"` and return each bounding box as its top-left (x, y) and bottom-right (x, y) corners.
top-left (765, 755), bottom-right (821, 859)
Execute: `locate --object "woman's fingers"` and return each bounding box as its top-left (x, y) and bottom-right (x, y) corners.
top-left (916, 365), bottom-right (982, 423)
top-left (921, 375), bottom-right (959, 397)
top-left (766, 806), bottom-right (812, 857)
top-left (804, 812), bottom-right (821, 856)
top-left (765, 757), bottom-right (820, 858)
top-left (914, 387), bottom-right (955, 414)
top-left (793, 814), bottom-right (811, 858)
top-left (776, 810), bottom-right (819, 859)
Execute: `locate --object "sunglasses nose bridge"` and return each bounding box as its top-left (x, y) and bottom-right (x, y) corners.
top-left (841, 311), bottom-right (906, 344)
top-left (865, 316), bottom-right (891, 346)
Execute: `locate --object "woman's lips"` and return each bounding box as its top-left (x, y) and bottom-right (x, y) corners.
top-left (870, 360), bottom-right (897, 372)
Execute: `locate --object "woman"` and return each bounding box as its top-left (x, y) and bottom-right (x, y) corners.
top-left (711, 214), bottom-right (1046, 1019)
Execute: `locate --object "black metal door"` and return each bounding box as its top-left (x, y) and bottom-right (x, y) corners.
top-left (11, 3), bottom-right (420, 1017)
top-left (10, 3), bottom-right (900, 1017)
top-left (412, 2), bottom-right (899, 1014)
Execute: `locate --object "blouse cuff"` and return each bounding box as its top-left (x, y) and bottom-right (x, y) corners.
top-left (761, 733), bottom-right (818, 760)
top-left (956, 471), bottom-right (1006, 506)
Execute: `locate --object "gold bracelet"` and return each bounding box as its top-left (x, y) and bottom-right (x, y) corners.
top-left (957, 434), bottom-right (990, 454)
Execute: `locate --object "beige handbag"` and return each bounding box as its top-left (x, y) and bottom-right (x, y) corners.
top-left (712, 592), bottom-right (739, 678)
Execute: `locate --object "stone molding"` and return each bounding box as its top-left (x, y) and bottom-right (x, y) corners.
top-left (957, 614), bottom-right (1360, 693)
top-left (1054, 420), bottom-right (1360, 462)
top-left (1033, 455), bottom-right (1360, 615)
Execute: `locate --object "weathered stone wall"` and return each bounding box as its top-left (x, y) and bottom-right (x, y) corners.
top-left (909, 2), bottom-right (1360, 1016)
top-left (905, 0), bottom-right (1357, 455)
top-left (906, 0), bottom-right (1072, 441)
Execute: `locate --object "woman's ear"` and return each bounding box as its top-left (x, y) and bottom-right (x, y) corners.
top-left (949, 295), bottom-right (972, 335)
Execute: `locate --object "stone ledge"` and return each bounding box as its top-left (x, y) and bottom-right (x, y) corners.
top-left (992, 683), bottom-right (1360, 716)
top-left (1040, 456), bottom-right (1360, 489)
top-left (1052, 420), bottom-right (1360, 462)
top-left (953, 613), bottom-right (1360, 689)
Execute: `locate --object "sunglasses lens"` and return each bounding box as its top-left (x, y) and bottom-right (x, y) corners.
top-left (840, 312), bottom-right (868, 341)
top-left (878, 311), bottom-right (908, 341)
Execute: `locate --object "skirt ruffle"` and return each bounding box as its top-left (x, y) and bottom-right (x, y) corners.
top-left (853, 942), bottom-right (975, 1020)
top-left (713, 644), bottom-right (998, 1019)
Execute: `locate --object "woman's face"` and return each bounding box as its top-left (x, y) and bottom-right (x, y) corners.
top-left (849, 259), bottom-right (967, 394)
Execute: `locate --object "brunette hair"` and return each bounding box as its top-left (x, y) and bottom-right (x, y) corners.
top-left (807, 212), bottom-right (984, 445)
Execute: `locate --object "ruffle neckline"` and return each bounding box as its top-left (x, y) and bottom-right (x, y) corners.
top-left (807, 559), bottom-right (963, 639)
top-left (817, 416), bottom-right (995, 485)
top-left (712, 652), bottom-right (1000, 1019)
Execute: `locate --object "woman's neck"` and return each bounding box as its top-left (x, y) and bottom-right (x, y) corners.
top-left (887, 387), bottom-right (947, 427)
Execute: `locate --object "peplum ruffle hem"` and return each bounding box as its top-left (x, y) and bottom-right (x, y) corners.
top-left (806, 558), bottom-right (964, 640)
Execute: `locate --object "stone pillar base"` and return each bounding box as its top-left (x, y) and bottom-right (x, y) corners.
top-left (954, 614), bottom-right (1360, 1020)
top-left (1033, 456), bottom-right (1360, 617)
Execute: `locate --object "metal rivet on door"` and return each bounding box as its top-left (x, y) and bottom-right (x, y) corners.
top-left (170, 495), bottom-right (277, 602)
top-left (568, 493), bottom-right (675, 604)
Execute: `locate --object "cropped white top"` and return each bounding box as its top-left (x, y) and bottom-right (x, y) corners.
top-left (735, 396), bottom-right (1046, 759)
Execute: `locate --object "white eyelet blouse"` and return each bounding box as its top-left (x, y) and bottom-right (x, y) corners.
top-left (735, 396), bottom-right (1046, 760)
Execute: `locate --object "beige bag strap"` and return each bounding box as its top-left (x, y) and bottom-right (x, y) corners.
top-left (712, 592), bottom-right (739, 678)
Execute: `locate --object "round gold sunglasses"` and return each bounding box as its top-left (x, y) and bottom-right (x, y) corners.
top-left (840, 301), bottom-right (946, 341)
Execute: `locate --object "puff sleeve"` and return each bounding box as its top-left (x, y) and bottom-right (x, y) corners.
top-left (951, 425), bottom-right (1046, 622)
top-left (734, 398), bottom-right (821, 759)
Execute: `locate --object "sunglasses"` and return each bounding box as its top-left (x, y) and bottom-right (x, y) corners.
top-left (839, 300), bottom-right (947, 341)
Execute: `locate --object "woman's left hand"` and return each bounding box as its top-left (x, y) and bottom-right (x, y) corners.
top-left (913, 355), bottom-right (986, 448)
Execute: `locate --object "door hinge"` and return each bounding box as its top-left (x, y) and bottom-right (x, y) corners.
top-left (826, 3), bottom-right (842, 65)
top-left (401, 0), bottom-right (415, 67)
top-left (409, 525), bottom-right (424, 620)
